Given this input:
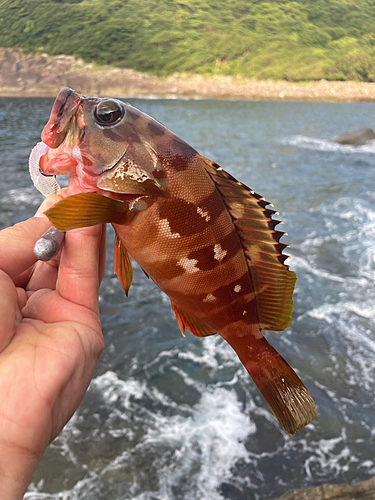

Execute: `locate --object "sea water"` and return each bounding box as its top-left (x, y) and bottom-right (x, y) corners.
top-left (0, 97), bottom-right (374, 499)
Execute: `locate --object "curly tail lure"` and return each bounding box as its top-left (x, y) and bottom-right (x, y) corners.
top-left (29, 141), bottom-right (65, 261)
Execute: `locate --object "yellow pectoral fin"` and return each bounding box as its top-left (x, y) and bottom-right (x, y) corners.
top-left (114, 234), bottom-right (133, 296)
top-left (44, 192), bottom-right (129, 231)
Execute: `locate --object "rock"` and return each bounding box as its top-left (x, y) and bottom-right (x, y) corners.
top-left (269, 477), bottom-right (375, 500)
top-left (334, 128), bottom-right (375, 145)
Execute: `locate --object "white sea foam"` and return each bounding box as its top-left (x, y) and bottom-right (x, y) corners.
top-left (282, 135), bottom-right (375, 153)
top-left (101, 381), bottom-right (255, 500)
top-left (308, 302), bottom-right (375, 324)
top-left (3, 187), bottom-right (41, 206)
top-left (92, 370), bottom-right (147, 407)
top-left (25, 369), bottom-right (256, 500)
top-left (26, 475), bottom-right (101, 500)
top-left (302, 429), bottom-right (357, 479)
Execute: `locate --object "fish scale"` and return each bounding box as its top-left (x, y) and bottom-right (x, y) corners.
top-left (36, 88), bottom-right (316, 434)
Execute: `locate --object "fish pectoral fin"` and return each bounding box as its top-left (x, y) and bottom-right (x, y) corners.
top-left (44, 193), bottom-right (129, 231)
top-left (114, 234), bottom-right (133, 296)
top-left (170, 300), bottom-right (217, 338)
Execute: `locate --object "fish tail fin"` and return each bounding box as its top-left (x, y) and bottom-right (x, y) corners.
top-left (224, 332), bottom-right (315, 434)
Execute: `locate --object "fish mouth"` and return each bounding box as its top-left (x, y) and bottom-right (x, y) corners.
top-left (38, 88), bottom-right (85, 177)
top-left (41, 88), bottom-right (82, 149)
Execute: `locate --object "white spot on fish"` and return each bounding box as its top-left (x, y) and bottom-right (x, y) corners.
top-left (106, 161), bottom-right (151, 183)
top-left (203, 293), bottom-right (216, 303)
top-left (177, 257), bottom-right (200, 273)
top-left (242, 310), bottom-right (247, 316)
top-left (105, 163), bottom-right (125, 180)
top-left (213, 243), bottom-right (227, 261)
top-left (234, 284), bottom-right (242, 293)
top-left (197, 206), bottom-right (211, 222)
top-left (127, 162), bottom-right (151, 182)
top-left (158, 219), bottom-right (181, 239)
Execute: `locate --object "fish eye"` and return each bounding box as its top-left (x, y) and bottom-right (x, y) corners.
top-left (93, 99), bottom-right (125, 127)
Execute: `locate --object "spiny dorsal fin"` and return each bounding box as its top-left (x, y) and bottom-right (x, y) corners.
top-left (204, 160), bottom-right (297, 331)
top-left (114, 234), bottom-right (133, 296)
top-left (170, 300), bottom-right (217, 337)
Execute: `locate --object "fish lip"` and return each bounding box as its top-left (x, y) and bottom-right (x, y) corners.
top-left (38, 168), bottom-right (55, 177)
top-left (41, 88), bottom-right (82, 149)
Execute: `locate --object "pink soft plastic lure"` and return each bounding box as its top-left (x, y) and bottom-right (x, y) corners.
top-left (29, 141), bottom-right (60, 196)
top-left (29, 141), bottom-right (64, 260)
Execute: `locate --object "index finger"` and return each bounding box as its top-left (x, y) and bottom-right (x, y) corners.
top-left (0, 217), bottom-right (51, 280)
top-left (0, 193), bottom-right (64, 281)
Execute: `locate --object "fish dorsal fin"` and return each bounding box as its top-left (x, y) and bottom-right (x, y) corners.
top-left (204, 160), bottom-right (297, 331)
top-left (170, 300), bottom-right (217, 337)
top-left (45, 193), bottom-right (129, 231)
top-left (114, 234), bottom-right (133, 296)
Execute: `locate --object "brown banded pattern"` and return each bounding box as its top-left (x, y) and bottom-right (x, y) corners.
top-left (41, 89), bottom-right (316, 434)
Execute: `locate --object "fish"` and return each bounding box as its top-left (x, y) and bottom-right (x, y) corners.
top-left (33, 87), bottom-right (316, 434)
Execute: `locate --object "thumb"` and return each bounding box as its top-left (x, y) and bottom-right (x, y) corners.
top-left (34, 189), bottom-right (68, 218)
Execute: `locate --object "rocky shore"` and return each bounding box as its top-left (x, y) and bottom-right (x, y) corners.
top-left (2, 47), bottom-right (375, 102)
top-left (270, 477), bottom-right (375, 500)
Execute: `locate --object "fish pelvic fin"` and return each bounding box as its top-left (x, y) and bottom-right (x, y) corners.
top-left (114, 234), bottom-right (133, 296)
top-left (225, 331), bottom-right (315, 434)
top-left (171, 300), bottom-right (217, 338)
top-left (44, 192), bottom-right (129, 231)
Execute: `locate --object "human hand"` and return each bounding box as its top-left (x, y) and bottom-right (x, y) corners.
top-left (0, 191), bottom-right (106, 499)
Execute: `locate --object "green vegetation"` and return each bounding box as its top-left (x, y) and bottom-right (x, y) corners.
top-left (1, 0), bottom-right (375, 81)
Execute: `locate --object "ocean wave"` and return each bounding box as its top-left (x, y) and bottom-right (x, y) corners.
top-left (282, 135), bottom-right (375, 153)
top-left (307, 302), bottom-right (375, 324)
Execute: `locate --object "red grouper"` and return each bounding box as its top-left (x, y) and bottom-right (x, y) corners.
top-left (36, 88), bottom-right (316, 434)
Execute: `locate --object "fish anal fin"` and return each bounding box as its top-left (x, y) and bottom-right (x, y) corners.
top-left (170, 300), bottom-right (217, 338)
top-left (45, 193), bottom-right (129, 231)
top-left (114, 234), bottom-right (133, 296)
top-left (204, 160), bottom-right (296, 332)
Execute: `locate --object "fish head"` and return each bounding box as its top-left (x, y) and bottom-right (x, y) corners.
top-left (38, 88), bottom-right (170, 197)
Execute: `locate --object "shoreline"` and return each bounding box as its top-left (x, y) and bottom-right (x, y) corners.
top-left (2, 75), bottom-right (375, 103)
top-left (2, 48), bottom-right (375, 102)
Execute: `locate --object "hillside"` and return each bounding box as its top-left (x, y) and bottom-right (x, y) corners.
top-left (1, 0), bottom-right (375, 82)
